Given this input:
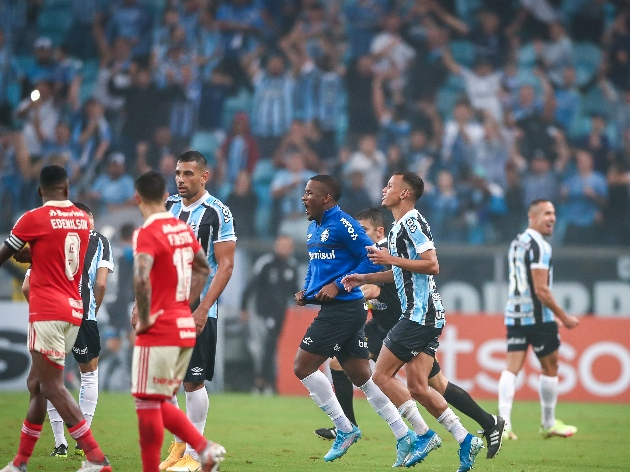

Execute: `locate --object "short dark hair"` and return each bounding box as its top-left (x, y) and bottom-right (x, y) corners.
top-left (178, 150), bottom-right (207, 170)
top-left (39, 165), bottom-right (68, 189)
top-left (135, 171), bottom-right (166, 203)
top-left (395, 171), bottom-right (425, 201)
top-left (72, 201), bottom-right (92, 216)
top-left (356, 208), bottom-right (386, 228)
top-left (528, 198), bottom-right (551, 211)
top-left (310, 174), bottom-right (342, 201)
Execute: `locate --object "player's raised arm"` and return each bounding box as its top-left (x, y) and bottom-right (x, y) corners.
top-left (133, 252), bottom-right (155, 332)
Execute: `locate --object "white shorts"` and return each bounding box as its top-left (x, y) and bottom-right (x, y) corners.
top-left (131, 345), bottom-right (193, 399)
top-left (27, 321), bottom-right (80, 369)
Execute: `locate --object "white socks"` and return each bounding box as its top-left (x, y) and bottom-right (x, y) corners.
top-left (398, 399), bottom-right (429, 435)
top-left (47, 400), bottom-right (67, 447)
top-left (539, 374), bottom-right (558, 429)
top-left (437, 407), bottom-right (468, 444)
top-left (48, 368), bottom-right (99, 447)
top-left (360, 379), bottom-right (409, 440)
top-left (169, 395), bottom-right (183, 444)
top-left (184, 387), bottom-right (209, 460)
top-left (79, 369), bottom-right (98, 428)
top-left (301, 370), bottom-right (353, 433)
top-left (498, 370), bottom-right (516, 431)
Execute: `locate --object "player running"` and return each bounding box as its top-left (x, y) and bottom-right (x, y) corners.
top-left (317, 207), bottom-right (504, 460)
top-left (498, 199), bottom-right (579, 440)
top-left (343, 172), bottom-right (483, 471)
top-left (130, 171), bottom-right (225, 472)
top-left (22, 202), bottom-right (114, 458)
top-left (0, 165), bottom-right (111, 472)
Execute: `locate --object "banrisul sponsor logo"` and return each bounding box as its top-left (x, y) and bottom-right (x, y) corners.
top-left (309, 250), bottom-right (336, 260)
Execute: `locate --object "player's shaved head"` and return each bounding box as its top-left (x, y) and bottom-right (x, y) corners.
top-left (309, 174), bottom-right (342, 202)
top-left (39, 165), bottom-right (68, 190)
top-left (135, 171), bottom-right (166, 204)
top-left (528, 198), bottom-right (552, 215)
top-left (178, 150), bottom-right (207, 170)
top-left (73, 201), bottom-right (92, 216)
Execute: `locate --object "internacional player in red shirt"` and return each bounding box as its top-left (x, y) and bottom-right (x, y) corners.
top-left (130, 171), bottom-right (226, 472)
top-left (0, 165), bottom-right (112, 472)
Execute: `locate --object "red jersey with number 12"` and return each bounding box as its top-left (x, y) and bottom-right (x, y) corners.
top-left (6, 200), bottom-right (90, 325)
top-left (133, 212), bottom-right (202, 347)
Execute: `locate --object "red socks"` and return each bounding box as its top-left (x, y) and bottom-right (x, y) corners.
top-left (14, 420), bottom-right (42, 466)
top-left (161, 400), bottom-right (207, 453)
top-left (68, 419), bottom-right (105, 463)
top-left (135, 399), bottom-right (164, 472)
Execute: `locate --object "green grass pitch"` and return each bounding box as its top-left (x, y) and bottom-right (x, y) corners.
top-left (0, 392), bottom-right (628, 471)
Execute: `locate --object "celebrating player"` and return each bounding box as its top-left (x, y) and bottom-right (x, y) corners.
top-left (22, 202), bottom-right (114, 458)
top-left (160, 151), bottom-right (236, 472)
top-left (317, 207), bottom-right (505, 460)
top-left (0, 165), bottom-right (111, 472)
top-left (498, 199), bottom-right (579, 440)
top-left (343, 172), bottom-right (483, 471)
top-left (294, 174), bottom-right (422, 466)
top-left (131, 170), bottom-right (225, 472)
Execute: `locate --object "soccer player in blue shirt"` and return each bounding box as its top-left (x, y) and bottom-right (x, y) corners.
top-left (343, 171), bottom-right (483, 471)
top-left (294, 174), bottom-right (425, 466)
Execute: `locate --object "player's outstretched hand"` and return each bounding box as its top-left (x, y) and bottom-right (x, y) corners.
top-left (315, 282), bottom-right (339, 302)
top-left (13, 246), bottom-right (31, 263)
top-left (341, 274), bottom-right (365, 291)
top-left (366, 245), bottom-right (392, 266)
top-left (562, 315), bottom-right (580, 329)
top-left (295, 289), bottom-right (307, 306)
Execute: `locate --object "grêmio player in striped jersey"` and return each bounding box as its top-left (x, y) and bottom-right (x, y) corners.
top-left (498, 199), bottom-right (579, 440)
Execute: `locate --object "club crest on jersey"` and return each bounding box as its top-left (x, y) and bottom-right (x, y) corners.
top-left (320, 229), bottom-right (329, 242)
top-left (307, 233), bottom-right (312, 241)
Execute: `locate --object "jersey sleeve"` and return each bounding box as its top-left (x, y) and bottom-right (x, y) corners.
top-left (403, 215), bottom-right (435, 255)
top-left (133, 227), bottom-right (157, 258)
top-left (212, 203), bottom-right (237, 244)
top-left (529, 239), bottom-right (551, 270)
top-left (98, 235), bottom-right (115, 273)
top-left (6, 211), bottom-right (41, 251)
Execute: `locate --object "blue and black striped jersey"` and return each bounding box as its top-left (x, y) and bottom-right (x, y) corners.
top-left (166, 191), bottom-right (237, 319)
top-left (80, 230), bottom-right (114, 321)
top-left (505, 228), bottom-right (554, 326)
top-left (388, 209), bottom-right (445, 328)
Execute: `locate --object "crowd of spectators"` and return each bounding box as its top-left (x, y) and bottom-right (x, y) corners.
top-left (1, 0), bottom-right (629, 246)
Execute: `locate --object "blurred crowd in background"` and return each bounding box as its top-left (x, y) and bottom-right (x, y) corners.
top-left (0, 0), bottom-right (629, 247)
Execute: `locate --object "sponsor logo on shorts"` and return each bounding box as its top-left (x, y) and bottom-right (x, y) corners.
top-left (358, 340), bottom-right (367, 348)
top-left (40, 348), bottom-right (65, 358)
top-left (333, 344), bottom-right (340, 351)
top-left (153, 376), bottom-right (183, 386)
top-left (507, 337), bottom-right (526, 345)
top-left (411, 350), bottom-right (419, 357)
top-left (302, 337), bottom-right (313, 345)
top-left (72, 346), bottom-right (88, 354)
top-left (533, 345), bottom-right (545, 353)
top-left (190, 367), bottom-right (203, 376)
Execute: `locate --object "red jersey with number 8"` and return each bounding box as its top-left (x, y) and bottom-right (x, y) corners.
top-left (6, 201), bottom-right (90, 325)
top-left (133, 212), bottom-right (202, 347)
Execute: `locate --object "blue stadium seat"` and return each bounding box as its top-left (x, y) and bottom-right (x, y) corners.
top-left (517, 68), bottom-right (542, 94)
top-left (190, 131), bottom-right (219, 166)
top-left (6, 82), bottom-right (21, 107)
top-left (580, 86), bottom-right (608, 117)
top-left (436, 87), bottom-right (463, 120)
top-left (449, 40), bottom-right (475, 68)
top-left (222, 89), bottom-right (253, 129)
top-left (574, 42), bottom-right (602, 85)
top-left (37, 6), bottom-right (73, 45)
top-left (444, 73), bottom-right (466, 92)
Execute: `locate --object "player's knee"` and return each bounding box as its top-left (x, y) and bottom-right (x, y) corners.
top-left (407, 379), bottom-right (429, 401)
top-left (371, 369), bottom-right (387, 389)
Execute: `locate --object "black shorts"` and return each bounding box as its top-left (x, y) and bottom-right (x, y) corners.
top-left (363, 318), bottom-right (391, 359)
top-left (300, 299), bottom-right (369, 365)
top-left (506, 322), bottom-right (560, 358)
top-left (384, 318), bottom-right (441, 364)
top-left (429, 359), bottom-right (441, 378)
top-left (72, 320), bottom-right (101, 364)
top-left (184, 317), bottom-right (218, 383)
